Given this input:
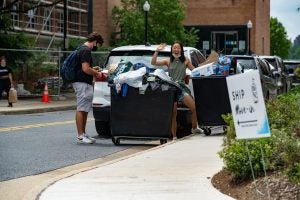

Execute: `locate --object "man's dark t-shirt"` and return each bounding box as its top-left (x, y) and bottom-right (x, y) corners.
top-left (75, 44), bottom-right (93, 85)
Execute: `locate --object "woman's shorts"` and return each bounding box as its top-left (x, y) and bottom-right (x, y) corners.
top-left (176, 83), bottom-right (191, 102)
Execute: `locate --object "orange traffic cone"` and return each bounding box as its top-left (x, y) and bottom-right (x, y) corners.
top-left (41, 83), bottom-right (51, 103)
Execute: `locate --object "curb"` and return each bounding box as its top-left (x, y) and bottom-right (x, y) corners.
top-left (0, 105), bottom-right (76, 115)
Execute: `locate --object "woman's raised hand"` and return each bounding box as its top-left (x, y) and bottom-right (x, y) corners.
top-left (156, 43), bottom-right (167, 52)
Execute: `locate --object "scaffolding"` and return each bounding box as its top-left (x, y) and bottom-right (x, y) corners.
top-left (3, 0), bottom-right (89, 51)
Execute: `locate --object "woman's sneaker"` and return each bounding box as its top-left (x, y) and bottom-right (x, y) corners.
top-left (77, 135), bottom-right (93, 144)
top-left (191, 127), bottom-right (204, 134)
top-left (84, 133), bottom-right (96, 143)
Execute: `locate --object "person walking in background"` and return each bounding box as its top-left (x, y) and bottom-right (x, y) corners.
top-left (151, 42), bottom-right (203, 140)
top-left (0, 56), bottom-right (14, 107)
top-left (72, 32), bottom-right (103, 144)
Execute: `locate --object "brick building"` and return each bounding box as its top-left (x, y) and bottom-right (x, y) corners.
top-left (3, 0), bottom-right (91, 50)
top-left (182, 0), bottom-right (270, 55)
top-left (4, 0), bottom-right (270, 55)
top-left (94, 0), bottom-right (270, 55)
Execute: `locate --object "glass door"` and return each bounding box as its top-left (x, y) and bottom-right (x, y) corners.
top-left (212, 31), bottom-right (238, 55)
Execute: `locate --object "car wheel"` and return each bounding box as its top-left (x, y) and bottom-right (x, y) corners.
top-left (203, 127), bottom-right (212, 136)
top-left (112, 137), bottom-right (120, 145)
top-left (160, 139), bottom-right (167, 144)
top-left (95, 120), bottom-right (111, 137)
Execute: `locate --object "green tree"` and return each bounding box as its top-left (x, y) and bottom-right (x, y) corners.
top-left (289, 45), bottom-right (300, 59)
top-left (111, 0), bottom-right (199, 47)
top-left (0, 12), bottom-right (36, 83)
top-left (270, 17), bottom-right (292, 58)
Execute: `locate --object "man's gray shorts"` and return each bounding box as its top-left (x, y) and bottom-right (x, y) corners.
top-left (72, 82), bottom-right (93, 112)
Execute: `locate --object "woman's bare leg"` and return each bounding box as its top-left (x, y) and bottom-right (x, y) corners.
top-left (182, 95), bottom-right (198, 129)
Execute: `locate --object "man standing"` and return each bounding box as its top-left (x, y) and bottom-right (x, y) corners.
top-left (73, 32), bottom-right (103, 144)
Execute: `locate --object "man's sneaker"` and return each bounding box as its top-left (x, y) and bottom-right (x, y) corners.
top-left (77, 135), bottom-right (93, 144)
top-left (84, 133), bottom-right (96, 143)
top-left (191, 127), bottom-right (204, 134)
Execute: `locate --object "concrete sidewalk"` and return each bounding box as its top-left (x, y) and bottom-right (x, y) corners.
top-left (0, 94), bottom-right (234, 200)
top-left (0, 94), bottom-right (76, 115)
top-left (38, 133), bottom-right (234, 200)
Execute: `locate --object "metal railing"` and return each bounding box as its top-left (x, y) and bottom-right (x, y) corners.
top-left (0, 48), bottom-right (109, 97)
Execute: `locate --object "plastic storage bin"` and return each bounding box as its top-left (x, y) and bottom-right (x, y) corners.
top-left (192, 75), bottom-right (231, 135)
top-left (110, 85), bottom-right (176, 145)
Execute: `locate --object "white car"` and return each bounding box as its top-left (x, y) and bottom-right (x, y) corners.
top-left (92, 45), bottom-right (205, 137)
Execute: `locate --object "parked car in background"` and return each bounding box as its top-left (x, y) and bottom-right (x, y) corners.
top-left (260, 55), bottom-right (292, 93)
top-left (283, 60), bottom-right (300, 87)
top-left (92, 44), bottom-right (206, 136)
top-left (226, 55), bottom-right (280, 100)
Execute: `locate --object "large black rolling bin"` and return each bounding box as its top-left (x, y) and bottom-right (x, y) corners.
top-left (110, 85), bottom-right (176, 145)
top-left (192, 75), bottom-right (232, 135)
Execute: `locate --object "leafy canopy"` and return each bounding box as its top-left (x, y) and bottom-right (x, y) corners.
top-left (270, 17), bottom-right (292, 59)
top-left (289, 44), bottom-right (300, 59)
top-left (111, 0), bottom-right (199, 47)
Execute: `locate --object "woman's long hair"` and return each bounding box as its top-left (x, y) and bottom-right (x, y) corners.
top-left (170, 41), bottom-right (185, 63)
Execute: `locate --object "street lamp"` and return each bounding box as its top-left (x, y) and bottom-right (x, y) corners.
top-left (247, 20), bottom-right (253, 55)
top-left (143, 1), bottom-right (150, 45)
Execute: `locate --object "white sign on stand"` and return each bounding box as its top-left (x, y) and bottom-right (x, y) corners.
top-left (226, 70), bottom-right (271, 139)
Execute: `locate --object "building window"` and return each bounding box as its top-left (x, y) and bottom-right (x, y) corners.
top-left (43, 8), bottom-right (51, 31)
top-left (11, 5), bottom-right (19, 27)
top-left (69, 11), bottom-right (79, 35)
top-left (27, 9), bottom-right (35, 29)
top-left (57, 10), bottom-right (64, 33)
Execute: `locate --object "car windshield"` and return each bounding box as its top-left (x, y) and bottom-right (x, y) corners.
top-left (285, 63), bottom-right (299, 68)
top-left (105, 50), bottom-right (170, 70)
top-left (264, 58), bottom-right (277, 69)
top-left (236, 58), bottom-right (256, 70)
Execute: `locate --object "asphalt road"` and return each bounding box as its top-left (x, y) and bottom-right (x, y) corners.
top-left (0, 110), bottom-right (152, 182)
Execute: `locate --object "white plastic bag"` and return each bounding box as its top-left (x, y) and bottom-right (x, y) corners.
top-left (113, 67), bottom-right (147, 88)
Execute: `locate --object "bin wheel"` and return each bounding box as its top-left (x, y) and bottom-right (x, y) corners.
top-left (203, 128), bottom-right (212, 136)
top-left (112, 137), bottom-right (121, 145)
top-left (160, 139), bottom-right (167, 144)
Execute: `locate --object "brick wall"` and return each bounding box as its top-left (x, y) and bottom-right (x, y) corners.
top-left (93, 0), bottom-right (270, 54)
top-left (93, 0), bottom-right (121, 46)
top-left (182, 0), bottom-right (270, 55)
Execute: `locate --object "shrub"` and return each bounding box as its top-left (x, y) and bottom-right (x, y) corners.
top-left (295, 67), bottom-right (300, 78)
top-left (272, 129), bottom-right (300, 167)
top-left (221, 113), bottom-right (236, 146)
top-left (219, 129), bottom-right (300, 181)
top-left (219, 138), bottom-right (274, 180)
top-left (220, 86), bottom-right (300, 182)
top-left (267, 86), bottom-right (300, 135)
top-left (286, 163), bottom-right (300, 183)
